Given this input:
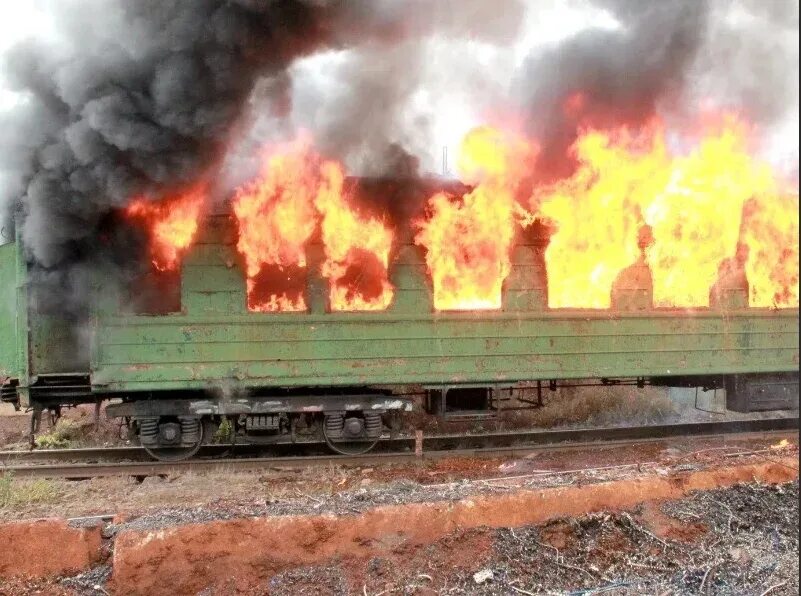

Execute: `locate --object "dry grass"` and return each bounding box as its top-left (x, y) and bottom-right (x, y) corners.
top-left (524, 385), bottom-right (676, 428)
top-left (0, 473), bottom-right (60, 510)
top-left (406, 384), bottom-right (677, 434)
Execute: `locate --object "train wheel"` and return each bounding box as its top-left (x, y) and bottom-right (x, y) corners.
top-left (322, 413), bottom-right (380, 456)
top-left (141, 417), bottom-right (205, 462)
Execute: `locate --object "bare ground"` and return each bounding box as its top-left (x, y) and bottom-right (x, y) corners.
top-left (259, 482), bottom-right (799, 596)
top-left (1, 390), bottom-right (798, 595)
top-left (0, 437), bottom-right (797, 595)
top-left (0, 403), bottom-right (124, 451)
top-left (0, 434), bottom-right (795, 521)
top-left (1, 479), bottom-right (797, 595)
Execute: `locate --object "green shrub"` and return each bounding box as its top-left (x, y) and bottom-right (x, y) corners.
top-left (35, 418), bottom-right (82, 449)
top-left (213, 417), bottom-right (233, 443)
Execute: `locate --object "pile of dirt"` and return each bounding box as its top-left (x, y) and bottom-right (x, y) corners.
top-left (99, 458), bottom-right (794, 594)
top-left (0, 519), bottom-right (102, 578)
top-left (103, 480), bottom-right (797, 595)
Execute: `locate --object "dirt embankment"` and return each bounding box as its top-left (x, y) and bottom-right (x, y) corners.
top-left (1, 455), bottom-right (795, 595)
top-left (105, 459), bottom-right (797, 595)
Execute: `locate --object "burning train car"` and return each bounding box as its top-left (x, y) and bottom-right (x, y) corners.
top-left (1, 121), bottom-right (799, 460)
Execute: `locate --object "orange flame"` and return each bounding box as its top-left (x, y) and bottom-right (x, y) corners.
top-left (415, 126), bottom-right (534, 310)
top-left (741, 189), bottom-right (799, 308)
top-left (126, 185), bottom-right (205, 271)
top-left (533, 127), bottom-right (650, 308)
top-left (316, 162), bottom-right (394, 311)
top-left (233, 138), bottom-right (395, 312)
top-left (232, 140), bottom-right (319, 312)
top-left (643, 118), bottom-right (786, 308)
top-left (532, 115), bottom-right (799, 308)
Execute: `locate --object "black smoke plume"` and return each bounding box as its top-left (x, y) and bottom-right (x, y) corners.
top-left (0, 0), bottom-right (525, 270)
top-left (0, 0), bottom-right (794, 312)
top-left (0, 0), bottom-right (524, 321)
top-left (513, 0), bottom-right (712, 183)
top-left (1, 1), bottom-right (349, 269)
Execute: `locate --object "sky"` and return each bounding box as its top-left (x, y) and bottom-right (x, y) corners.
top-left (0, 2), bottom-right (56, 110)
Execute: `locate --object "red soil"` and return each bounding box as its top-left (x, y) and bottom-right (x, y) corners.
top-left (0, 519), bottom-right (102, 578)
top-left (107, 458), bottom-right (796, 595)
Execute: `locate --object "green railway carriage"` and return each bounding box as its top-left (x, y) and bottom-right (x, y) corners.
top-left (0, 193), bottom-right (798, 459)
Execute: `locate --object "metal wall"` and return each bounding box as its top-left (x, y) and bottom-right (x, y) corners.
top-left (89, 216), bottom-right (800, 393)
top-left (0, 241), bottom-right (22, 381)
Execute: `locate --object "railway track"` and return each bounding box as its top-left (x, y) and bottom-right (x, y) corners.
top-left (1, 417), bottom-right (797, 479)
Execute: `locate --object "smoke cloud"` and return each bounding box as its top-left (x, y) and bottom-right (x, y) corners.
top-left (510, 0), bottom-right (799, 181)
top-left (688, 0), bottom-right (799, 165)
top-left (511, 0), bottom-right (712, 182)
top-left (0, 0), bottom-right (527, 272)
top-left (0, 0), bottom-right (796, 286)
top-left (2, 1), bottom-right (331, 267)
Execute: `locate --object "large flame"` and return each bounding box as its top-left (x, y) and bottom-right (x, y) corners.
top-left (126, 185), bottom-right (205, 271)
top-left (316, 162), bottom-right (394, 311)
top-left (130, 119), bottom-right (797, 314)
top-left (741, 190), bottom-right (799, 308)
top-left (643, 118), bottom-right (784, 308)
top-left (533, 127), bottom-right (650, 309)
top-left (233, 139), bottom-right (394, 312)
top-left (414, 126), bottom-right (534, 310)
top-left (532, 116), bottom-right (799, 308)
top-left (233, 141), bottom-right (319, 312)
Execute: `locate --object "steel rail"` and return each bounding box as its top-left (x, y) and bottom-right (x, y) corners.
top-left (1, 417), bottom-right (796, 479)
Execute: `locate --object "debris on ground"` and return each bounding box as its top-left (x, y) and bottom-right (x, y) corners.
top-left (1, 434), bottom-right (794, 522)
top-left (0, 436), bottom-right (796, 595)
top-left (259, 482), bottom-right (799, 596)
